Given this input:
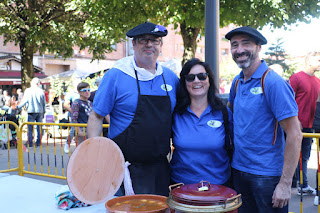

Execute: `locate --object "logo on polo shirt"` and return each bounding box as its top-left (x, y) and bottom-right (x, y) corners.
top-left (161, 84), bottom-right (173, 92)
top-left (250, 87), bottom-right (263, 95)
top-left (207, 120), bottom-right (222, 128)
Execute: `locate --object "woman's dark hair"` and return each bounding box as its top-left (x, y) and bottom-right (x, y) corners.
top-left (175, 58), bottom-right (224, 113)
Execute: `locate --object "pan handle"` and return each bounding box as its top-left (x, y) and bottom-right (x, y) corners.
top-left (168, 183), bottom-right (184, 192)
top-left (197, 180), bottom-right (211, 191)
top-left (224, 194), bottom-right (242, 209)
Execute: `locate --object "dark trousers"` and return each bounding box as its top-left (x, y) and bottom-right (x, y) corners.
top-left (27, 113), bottom-right (43, 146)
top-left (233, 169), bottom-right (288, 213)
top-left (294, 128), bottom-right (313, 188)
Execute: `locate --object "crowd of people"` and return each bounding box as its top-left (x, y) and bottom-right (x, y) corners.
top-left (0, 88), bottom-right (23, 115)
top-left (1, 22), bottom-right (320, 212)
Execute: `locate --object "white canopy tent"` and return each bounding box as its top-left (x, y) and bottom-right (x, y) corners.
top-left (41, 69), bottom-right (99, 83)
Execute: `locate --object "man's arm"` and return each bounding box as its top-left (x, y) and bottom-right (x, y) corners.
top-left (17, 89), bottom-right (29, 109)
top-left (272, 116), bottom-right (302, 208)
top-left (105, 114), bottom-right (110, 123)
top-left (63, 99), bottom-right (71, 113)
top-left (227, 101), bottom-right (233, 113)
top-left (87, 110), bottom-right (104, 138)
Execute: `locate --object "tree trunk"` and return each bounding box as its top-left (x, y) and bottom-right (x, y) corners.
top-left (20, 37), bottom-right (34, 91)
top-left (180, 20), bottom-right (201, 66)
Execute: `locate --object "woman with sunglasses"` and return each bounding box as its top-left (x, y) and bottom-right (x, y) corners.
top-left (70, 82), bottom-right (93, 145)
top-left (170, 58), bottom-right (233, 187)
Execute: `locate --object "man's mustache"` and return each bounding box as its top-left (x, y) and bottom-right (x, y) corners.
top-left (234, 52), bottom-right (250, 58)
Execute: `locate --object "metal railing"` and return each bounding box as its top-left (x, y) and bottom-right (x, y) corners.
top-left (0, 123), bottom-right (319, 212)
top-left (0, 121), bottom-right (108, 180)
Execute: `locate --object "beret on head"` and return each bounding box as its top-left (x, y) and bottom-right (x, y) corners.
top-left (225, 26), bottom-right (267, 45)
top-left (126, 22), bottom-right (168, 38)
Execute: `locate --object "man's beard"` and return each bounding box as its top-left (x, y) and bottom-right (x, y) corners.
top-left (233, 50), bottom-right (258, 69)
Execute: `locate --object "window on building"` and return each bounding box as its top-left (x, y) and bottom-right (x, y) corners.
top-left (197, 47), bottom-right (202, 54)
top-left (111, 44), bottom-right (117, 51)
top-left (128, 38), bottom-right (134, 56)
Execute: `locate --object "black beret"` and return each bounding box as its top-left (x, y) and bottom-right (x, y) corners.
top-left (225, 26), bottom-right (267, 45)
top-left (126, 22), bottom-right (168, 38)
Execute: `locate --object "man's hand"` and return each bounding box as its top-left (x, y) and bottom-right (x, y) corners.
top-left (272, 181), bottom-right (291, 208)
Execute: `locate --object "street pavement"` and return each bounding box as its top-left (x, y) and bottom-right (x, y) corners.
top-left (0, 131), bottom-right (320, 212)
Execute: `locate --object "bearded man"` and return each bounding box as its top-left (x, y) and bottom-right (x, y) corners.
top-left (226, 26), bottom-right (302, 213)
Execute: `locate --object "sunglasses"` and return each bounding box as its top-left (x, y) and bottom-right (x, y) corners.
top-left (185, 73), bottom-right (208, 82)
top-left (80, 88), bottom-right (91, 92)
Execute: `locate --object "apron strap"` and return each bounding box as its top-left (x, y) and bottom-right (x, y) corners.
top-left (161, 74), bottom-right (169, 96)
top-left (134, 70), bottom-right (141, 95)
top-left (134, 70), bottom-right (169, 96)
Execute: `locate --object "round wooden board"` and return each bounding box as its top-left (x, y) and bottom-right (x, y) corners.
top-left (67, 137), bottom-right (125, 204)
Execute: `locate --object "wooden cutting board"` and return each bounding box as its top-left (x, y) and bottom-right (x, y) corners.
top-left (67, 137), bottom-right (125, 204)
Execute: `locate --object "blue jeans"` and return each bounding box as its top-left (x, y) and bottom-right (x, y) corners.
top-left (233, 169), bottom-right (288, 213)
top-left (296, 128), bottom-right (313, 188)
top-left (28, 113), bottom-right (43, 146)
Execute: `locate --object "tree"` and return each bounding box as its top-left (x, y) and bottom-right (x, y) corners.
top-left (1, 0), bottom-right (320, 90)
top-left (264, 38), bottom-right (290, 71)
top-left (0, 0), bottom-right (149, 90)
top-left (151, 0), bottom-right (320, 65)
top-left (263, 38), bottom-right (298, 78)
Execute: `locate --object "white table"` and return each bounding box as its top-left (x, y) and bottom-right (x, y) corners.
top-left (0, 175), bottom-right (108, 213)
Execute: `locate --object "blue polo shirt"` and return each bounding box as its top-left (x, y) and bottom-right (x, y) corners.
top-left (170, 105), bottom-right (233, 185)
top-left (228, 60), bottom-right (298, 176)
top-left (93, 67), bottom-right (179, 139)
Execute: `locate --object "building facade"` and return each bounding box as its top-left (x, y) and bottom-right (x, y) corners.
top-left (0, 24), bottom-right (233, 87)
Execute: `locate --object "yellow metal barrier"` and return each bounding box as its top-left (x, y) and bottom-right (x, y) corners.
top-left (0, 121), bottom-right (20, 174)
top-left (0, 125), bottom-right (319, 212)
top-left (302, 133), bottom-right (320, 213)
top-left (0, 121), bottom-right (108, 180)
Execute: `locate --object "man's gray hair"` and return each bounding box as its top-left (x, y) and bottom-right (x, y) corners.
top-left (31, 77), bottom-right (40, 86)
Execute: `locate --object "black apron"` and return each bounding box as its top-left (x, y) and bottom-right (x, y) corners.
top-left (112, 70), bottom-right (172, 196)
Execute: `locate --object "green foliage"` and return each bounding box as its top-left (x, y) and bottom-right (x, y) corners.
top-left (263, 37), bottom-right (297, 78)
top-left (264, 38), bottom-right (289, 70)
top-left (48, 77), bottom-right (68, 98)
top-left (82, 70), bottom-right (106, 91)
top-left (1, 0), bottom-right (320, 88)
top-left (0, 1), bottom-right (149, 89)
top-left (219, 57), bottom-right (241, 81)
top-left (150, 0), bottom-right (320, 64)
top-left (220, 0), bottom-right (320, 29)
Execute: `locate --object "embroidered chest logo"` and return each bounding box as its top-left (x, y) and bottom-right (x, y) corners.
top-left (161, 84), bottom-right (173, 92)
top-left (207, 120), bottom-right (222, 128)
top-left (250, 87), bottom-right (263, 95)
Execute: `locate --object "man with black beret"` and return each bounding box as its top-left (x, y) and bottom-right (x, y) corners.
top-left (88, 22), bottom-right (179, 196)
top-left (226, 26), bottom-right (302, 212)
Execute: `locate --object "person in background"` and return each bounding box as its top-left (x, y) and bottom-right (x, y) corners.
top-left (88, 77), bottom-right (109, 137)
top-left (3, 90), bottom-right (12, 114)
top-left (10, 88), bottom-right (18, 111)
top-left (63, 80), bottom-right (80, 153)
top-left (16, 88), bottom-right (23, 105)
top-left (0, 89), bottom-right (6, 113)
top-left (226, 26), bottom-right (302, 212)
top-left (63, 80), bottom-right (81, 115)
top-left (16, 78), bottom-right (46, 147)
top-left (88, 78), bottom-right (101, 102)
top-left (44, 89), bottom-right (49, 104)
top-left (170, 58), bottom-right (233, 187)
top-left (70, 82), bottom-right (92, 145)
top-left (88, 22), bottom-right (179, 196)
top-left (289, 52), bottom-right (320, 196)
top-left (312, 94), bottom-right (320, 205)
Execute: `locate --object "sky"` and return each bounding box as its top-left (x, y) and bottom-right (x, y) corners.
top-left (261, 18), bottom-right (320, 56)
